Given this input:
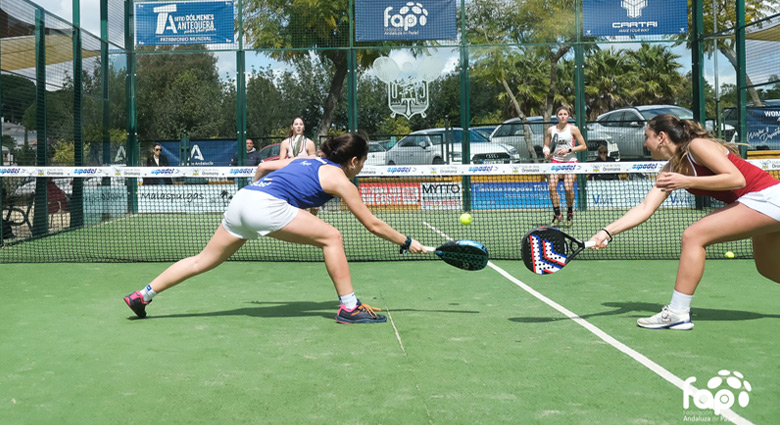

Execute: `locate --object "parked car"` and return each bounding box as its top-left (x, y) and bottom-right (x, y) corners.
top-left (471, 125), bottom-right (497, 140)
top-left (257, 143), bottom-right (281, 162)
top-left (723, 99), bottom-right (780, 150)
top-left (590, 105), bottom-right (736, 159)
top-left (365, 141), bottom-right (388, 166)
top-left (385, 128), bottom-right (520, 165)
top-left (490, 116), bottom-right (619, 162)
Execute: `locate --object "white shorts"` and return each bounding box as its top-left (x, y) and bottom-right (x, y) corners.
top-left (221, 189), bottom-right (298, 239)
top-left (737, 183), bottom-right (780, 222)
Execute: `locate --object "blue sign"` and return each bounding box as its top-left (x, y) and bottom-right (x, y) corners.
top-left (582, 0), bottom-right (687, 37)
top-left (157, 140), bottom-right (237, 166)
top-left (472, 182), bottom-right (578, 210)
top-left (355, 0), bottom-right (456, 41)
top-left (135, 1), bottom-right (234, 46)
top-left (746, 108), bottom-right (780, 149)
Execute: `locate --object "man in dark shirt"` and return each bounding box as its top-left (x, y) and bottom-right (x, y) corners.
top-left (230, 139), bottom-right (262, 167)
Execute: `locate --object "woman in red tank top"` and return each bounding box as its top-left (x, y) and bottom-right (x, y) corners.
top-left (588, 114), bottom-right (780, 331)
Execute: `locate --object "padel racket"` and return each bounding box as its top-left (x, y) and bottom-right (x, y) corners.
top-left (423, 240), bottom-right (489, 271)
top-left (521, 227), bottom-right (599, 275)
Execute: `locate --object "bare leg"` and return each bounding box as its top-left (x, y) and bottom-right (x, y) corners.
top-left (753, 230), bottom-right (780, 283)
top-left (675, 203), bottom-right (780, 295)
top-left (547, 175), bottom-right (560, 208)
top-left (149, 225), bottom-right (246, 293)
top-left (267, 209), bottom-right (353, 296)
top-left (563, 174), bottom-right (576, 208)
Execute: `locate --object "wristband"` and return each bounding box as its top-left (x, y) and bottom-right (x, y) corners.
top-left (543, 146), bottom-right (550, 155)
top-left (600, 228), bottom-right (613, 241)
top-left (399, 236), bottom-right (412, 254)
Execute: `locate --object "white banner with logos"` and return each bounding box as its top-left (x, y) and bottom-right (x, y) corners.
top-left (138, 185), bottom-right (237, 213)
top-left (586, 180), bottom-right (695, 209)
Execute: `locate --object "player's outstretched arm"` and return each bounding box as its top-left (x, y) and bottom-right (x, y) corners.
top-left (321, 166), bottom-right (425, 253)
top-left (589, 185), bottom-right (669, 248)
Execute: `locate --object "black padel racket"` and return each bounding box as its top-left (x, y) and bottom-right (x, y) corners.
top-left (521, 227), bottom-right (600, 275)
top-left (423, 240), bottom-right (489, 271)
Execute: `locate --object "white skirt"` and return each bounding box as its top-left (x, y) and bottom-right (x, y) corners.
top-left (221, 189), bottom-right (298, 239)
top-left (737, 183), bottom-right (780, 222)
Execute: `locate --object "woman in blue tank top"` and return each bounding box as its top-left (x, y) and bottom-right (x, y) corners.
top-left (124, 133), bottom-right (425, 324)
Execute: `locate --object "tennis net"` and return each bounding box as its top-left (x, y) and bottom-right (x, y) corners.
top-left (2, 160), bottom-right (779, 263)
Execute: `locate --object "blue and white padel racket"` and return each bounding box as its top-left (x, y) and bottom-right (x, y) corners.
top-left (521, 227), bottom-right (600, 275)
top-left (423, 240), bottom-right (489, 271)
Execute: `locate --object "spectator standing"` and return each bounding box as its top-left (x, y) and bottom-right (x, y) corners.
top-left (145, 144), bottom-right (172, 185)
top-left (230, 138), bottom-right (262, 167)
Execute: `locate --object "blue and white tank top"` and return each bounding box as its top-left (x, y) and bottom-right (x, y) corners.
top-left (244, 157), bottom-right (338, 209)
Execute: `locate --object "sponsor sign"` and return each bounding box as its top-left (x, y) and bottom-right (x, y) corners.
top-left (583, 0), bottom-right (688, 36)
top-left (138, 185), bottom-right (237, 213)
top-left (135, 1), bottom-right (234, 46)
top-left (420, 182), bottom-right (462, 210)
top-left (356, 0), bottom-right (456, 41)
top-left (359, 182), bottom-right (421, 207)
top-left (587, 180), bottom-right (694, 209)
top-left (472, 182), bottom-right (578, 210)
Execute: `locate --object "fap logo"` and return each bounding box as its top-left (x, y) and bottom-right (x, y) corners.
top-left (384, 2), bottom-right (428, 32)
top-left (683, 370), bottom-right (751, 416)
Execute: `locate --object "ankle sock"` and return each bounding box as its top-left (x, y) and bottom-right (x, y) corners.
top-left (140, 284), bottom-right (157, 302)
top-left (669, 290), bottom-right (692, 313)
top-left (339, 292), bottom-right (358, 310)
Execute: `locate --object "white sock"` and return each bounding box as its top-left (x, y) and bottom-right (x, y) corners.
top-left (669, 290), bottom-right (693, 313)
top-left (140, 284), bottom-right (157, 302)
top-left (339, 292), bottom-right (358, 310)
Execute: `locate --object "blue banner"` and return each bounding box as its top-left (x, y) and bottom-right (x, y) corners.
top-left (135, 1), bottom-right (234, 46)
top-left (355, 0), bottom-right (456, 41)
top-left (472, 182), bottom-right (578, 210)
top-left (582, 0), bottom-right (687, 37)
top-left (746, 108), bottom-right (780, 149)
top-left (157, 140), bottom-right (237, 166)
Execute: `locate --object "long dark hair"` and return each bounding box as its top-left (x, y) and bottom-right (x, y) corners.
top-left (319, 133), bottom-right (369, 166)
top-left (647, 114), bottom-right (736, 171)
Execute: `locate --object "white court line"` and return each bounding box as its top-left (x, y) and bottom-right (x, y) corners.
top-left (421, 221), bottom-right (755, 425)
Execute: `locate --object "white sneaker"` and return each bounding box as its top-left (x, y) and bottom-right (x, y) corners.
top-left (637, 305), bottom-right (694, 330)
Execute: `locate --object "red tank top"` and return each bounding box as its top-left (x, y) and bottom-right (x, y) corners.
top-left (684, 152), bottom-right (779, 204)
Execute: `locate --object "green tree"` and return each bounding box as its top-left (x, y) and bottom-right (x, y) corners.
top-left (624, 44), bottom-right (685, 105)
top-left (243, 0), bottom-right (377, 139)
top-left (135, 46), bottom-right (228, 140)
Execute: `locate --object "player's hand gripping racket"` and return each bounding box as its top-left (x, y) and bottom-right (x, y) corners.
top-left (423, 240), bottom-right (489, 271)
top-left (521, 227), bottom-right (602, 275)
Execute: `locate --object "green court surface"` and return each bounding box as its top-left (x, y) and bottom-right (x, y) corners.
top-left (2, 259), bottom-right (778, 424)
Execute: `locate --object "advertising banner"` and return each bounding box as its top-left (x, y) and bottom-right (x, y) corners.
top-left (582, 0), bottom-right (687, 36)
top-left (472, 182), bottom-right (578, 210)
top-left (586, 180), bottom-right (695, 209)
top-left (355, 0), bottom-right (456, 41)
top-left (138, 185), bottom-right (237, 213)
top-left (136, 1), bottom-right (234, 46)
top-left (359, 182), bottom-right (421, 208)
